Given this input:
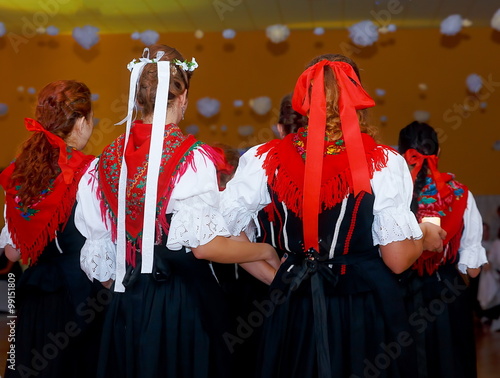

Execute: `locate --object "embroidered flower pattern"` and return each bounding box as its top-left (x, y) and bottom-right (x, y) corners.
top-left (418, 175), bottom-right (464, 219)
top-left (292, 130), bottom-right (345, 160)
top-left (14, 184), bottom-right (53, 220)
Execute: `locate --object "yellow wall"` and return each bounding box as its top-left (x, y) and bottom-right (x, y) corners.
top-left (0, 27), bottom-right (499, 202)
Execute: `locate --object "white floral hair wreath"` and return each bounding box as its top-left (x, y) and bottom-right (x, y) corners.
top-left (173, 58), bottom-right (198, 72)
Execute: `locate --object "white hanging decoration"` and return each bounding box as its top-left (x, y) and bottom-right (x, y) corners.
top-left (0, 103), bottom-right (8, 116)
top-left (313, 27), bottom-right (325, 36)
top-left (17, 86), bottom-right (24, 93)
top-left (480, 102), bottom-right (488, 109)
top-left (131, 32), bottom-right (140, 40)
top-left (380, 115), bottom-right (388, 123)
top-left (378, 24), bottom-right (397, 34)
top-left (491, 9), bottom-right (500, 31)
top-left (266, 24), bottom-right (290, 43)
top-left (0, 22), bottom-right (5, 37)
top-left (348, 20), bottom-right (379, 47)
top-left (220, 125), bottom-right (228, 132)
top-left (27, 87), bottom-right (36, 94)
top-left (91, 93), bottom-right (100, 101)
top-left (249, 96), bottom-right (272, 115)
top-left (233, 99), bottom-right (243, 107)
top-left (196, 97), bottom-right (221, 118)
top-left (131, 30), bottom-right (159, 45)
top-left (466, 73), bottom-right (482, 93)
top-left (46, 26), bottom-right (59, 36)
top-left (414, 110), bottom-right (430, 123)
top-left (375, 88), bottom-right (386, 97)
top-left (222, 29), bottom-right (236, 39)
top-left (194, 29), bottom-right (204, 39)
top-left (440, 15), bottom-right (471, 36)
top-left (238, 125), bottom-right (255, 136)
top-left (185, 124), bottom-right (199, 135)
top-left (72, 25), bottom-right (100, 49)
top-left (418, 83), bottom-right (428, 91)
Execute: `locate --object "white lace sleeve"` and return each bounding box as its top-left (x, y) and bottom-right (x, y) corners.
top-left (166, 148), bottom-right (231, 250)
top-left (457, 192), bottom-right (488, 273)
top-left (371, 148), bottom-right (423, 246)
top-left (75, 158), bottom-right (116, 282)
top-left (0, 221), bottom-right (14, 249)
top-left (219, 145), bottom-right (271, 241)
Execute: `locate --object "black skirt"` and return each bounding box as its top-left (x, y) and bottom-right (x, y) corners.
top-left (96, 248), bottom-right (232, 378)
top-left (256, 251), bottom-right (419, 378)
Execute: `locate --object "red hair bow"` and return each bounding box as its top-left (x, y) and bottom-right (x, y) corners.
top-left (292, 60), bottom-right (375, 252)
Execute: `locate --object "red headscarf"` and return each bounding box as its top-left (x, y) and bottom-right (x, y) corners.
top-left (291, 60), bottom-right (375, 252)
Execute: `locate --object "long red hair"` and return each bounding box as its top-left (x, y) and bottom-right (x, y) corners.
top-left (9, 80), bottom-right (92, 210)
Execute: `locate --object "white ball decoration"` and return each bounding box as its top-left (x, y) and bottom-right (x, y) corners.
top-left (440, 14), bottom-right (470, 36)
top-left (480, 102), bottom-right (488, 109)
top-left (220, 125), bottom-right (228, 132)
top-left (418, 83), bottom-right (428, 91)
top-left (249, 96), bottom-right (272, 115)
top-left (466, 73), bottom-right (482, 93)
top-left (380, 115), bottom-right (388, 123)
top-left (139, 30), bottom-right (159, 45)
top-left (185, 124), bottom-right (199, 135)
top-left (0, 103), bottom-right (8, 116)
top-left (348, 20), bottom-right (379, 47)
top-left (222, 29), bottom-right (236, 39)
top-left (0, 22), bottom-right (5, 37)
top-left (91, 93), bottom-right (100, 101)
top-left (233, 100), bottom-right (243, 108)
top-left (46, 26), bottom-right (59, 36)
top-left (131, 32), bottom-right (141, 40)
top-left (313, 27), bottom-right (325, 36)
top-left (375, 88), bottom-right (386, 97)
top-left (414, 110), bottom-right (430, 123)
top-left (491, 9), bottom-right (500, 31)
top-left (72, 25), bottom-right (100, 50)
top-left (196, 97), bottom-right (221, 118)
top-left (27, 87), bottom-right (36, 94)
top-left (238, 125), bottom-right (255, 137)
top-left (194, 29), bottom-right (204, 39)
top-left (17, 86), bottom-right (24, 93)
top-left (266, 24), bottom-right (290, 43)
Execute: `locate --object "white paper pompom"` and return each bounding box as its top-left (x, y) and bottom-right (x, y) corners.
top-left (348, 20), bottom-right (379, 47)
top-left (194, 30), bottom-right (204, 39)
top-left (220, 125), bottom-right (228, 132)
top-left (27, 87), bottom-right (36, 94)
top-left (131, 32), bottom-right (141, 40)
top-left (414, 110), bottom-right (430, 123)
top-left (17, 86), bottom-right (24, 93)
top-left (249, 96), bottom-right (272, 115)
top-left (266, 24), bottom-right (290, 43)
top-left (196, 97), bottom-right (220, 118)
top-left (91, 93), bottom-right (100, 101)
top-left (440, 15), bottom-right (463, 36)
top-left (375, 88), bottom-right (386, 97)
top-left (0, 103), bottom-right (8, 116)
top-left (139, 30), bottom-right (159, 45)
top-left (238, 125), bottom-right (255, 137)
top-left (222, 29), bottom-right (236, 39)
top-left (418, 83), bottom-right (428, 91)
top-left (72, 25), bottom-right (100, 49)
top-left (491, 9), bottom-right (500, 31)
top-left (313, 27), bottom-right (325, 36)
top-left (466, 73), bottom-right (482, 93)
top-left (46, 26), bottom-right (59, 36)
top-left (380, 115), bottom-right (388, 123)
top-left (233, 100), bottom-right (243, 108)
top-left (0, 22), bottom-right (5, 37)
top-left (480, 102), bottom-right (488, 109)
top-left (185, 124), bottom-right (199, 135)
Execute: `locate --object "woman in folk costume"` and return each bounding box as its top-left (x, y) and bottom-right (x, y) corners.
top-left (74, 44), bottom-right (279, 378)
top-left (398, 121), bottom-right (487, 378)
top-left (0, 80), bottom-right (106, 378)
top-left (220, 54), bottom-right (447, 378)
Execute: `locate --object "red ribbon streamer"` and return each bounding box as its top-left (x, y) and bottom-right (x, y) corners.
top-left (24, 118), bottom-right (74, 184)
top-left (292, 60), bottom-right (375, 252)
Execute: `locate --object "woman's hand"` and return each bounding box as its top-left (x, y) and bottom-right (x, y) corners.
top-left (5, 245), bottom-right (21, 262)
top-left (420, 222), bottom-right (447, 252)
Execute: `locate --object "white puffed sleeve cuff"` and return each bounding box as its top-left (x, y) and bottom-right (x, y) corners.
top-left (0, 222), bottom-right (14, 249)
top-left (75, 158), bottom-right (116, 282)
top-left (457, 192), bottom-right (488, 274)
top-left (166, 147), bottom-right (231, 250)
top-left (371, 148), bottom-right (423, 246)
top-left (220, 145), bottom-right (271, 239)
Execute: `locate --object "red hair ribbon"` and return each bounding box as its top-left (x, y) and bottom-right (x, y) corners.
top-left (403, 148), bottom-right (450, 198)
top-left (24, 118), bottom-right (74, 184)
top-left (292, 60), bottom-right (375, 252)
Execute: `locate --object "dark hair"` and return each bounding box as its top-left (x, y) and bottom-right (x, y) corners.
top-left (10, 80), bottom-right (92, 209)
top-left (278, 93), bottom-right (307, 136)
top-left (398, 121), bottom-right (439, 213)
top-left (137, 44), bottom-right (192, 117)
top-left (303, 54), bottom-right (377, 141)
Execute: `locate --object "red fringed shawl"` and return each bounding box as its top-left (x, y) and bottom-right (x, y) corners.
top-left (0, 148), bottom-right (94, 265)
top-left (97, 121), bottom-right (215, 266)
top-left (257, 130), bottom-right (392, 222)
top-left (412, 173), bottom-right (468, 275)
